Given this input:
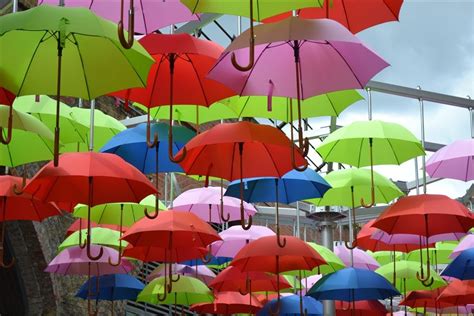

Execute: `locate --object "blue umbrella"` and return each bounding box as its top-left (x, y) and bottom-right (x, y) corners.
top-left (225, 168), bottom-right (330, 248)
top-left (307, 267), bottom-right (399, 302)
top-left (258, 294), bottom-right (323, 316)
top-left (181, 256), bottom-right (232, 267)
top-left (441, 248), bottom-right (474, 280)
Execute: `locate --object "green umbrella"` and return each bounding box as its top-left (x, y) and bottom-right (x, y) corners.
top-left (0, 105), bottom-right (55, 167)
top-left (14, 95), bottom-right (89, 144)
top-left (137, 275), bottom-right (213, 306)
top-left (316, 120), bottom-right (424, 208)
top-left (280, 275), bottom-right (303, 293)
top-left (406, 241), bottom-right (457, 266)
top-left (369, 251), bottom-right (402, 266)
top-left (376, 260), bottom-right (446, 293)
top-left (0, 5), bottom-right (152, 165)
top-left (222, 90), bottom-right (363, 122)
top-left (58, 227), bottom-right (128, 253)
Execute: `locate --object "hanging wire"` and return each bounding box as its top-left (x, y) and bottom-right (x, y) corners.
top-left (367, 87), bottom-right (372, 121)
top-left (417, 86), bottom-right (427, 194)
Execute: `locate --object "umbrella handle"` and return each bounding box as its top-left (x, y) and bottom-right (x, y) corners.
top-left (344, 240), bottom-right (357, 250)
top-left (86, 235), bottom-right (104, 261)
top-left (146, 118), bottom-right (158, 148)
top-left (238, 278), bottom-right (251, 295)
top-left (346, 187), bottom-right (358, 250)
top-left (220, 180), bottom-right (230, 222)
top-left (341, 301), bottom-right (350, 311)
top-left (275, 181), bottom-right (286, 248)
top-left (269, 296), bottom-right (281, 316)
top-left (107, 243), bottom-right (122, 266)
top-left (12, 167), bottom-right (27, 195)
top-left (0, 104), bottom-right (13, 145)
top-left (239, 143), bottom-right (252, 230)
top-left (171, 273), bottom-right (181, 283)
top-left (231, 0), bottom-right (255, 71)
top-left (360, 138), bottom-right (375, 208)
top-left (117, 0), bottom-right (134, 49)
top-left (0, 221), bottom-right (15, 268)
top-left (144, 195), bottom-right (160, 219)
top-left (291, 143), bottom-right (308, 172)
top-left (200, 247), bottom-right (213, 264)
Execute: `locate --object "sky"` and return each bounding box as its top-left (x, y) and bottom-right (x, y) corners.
top-left (195, 0), bottom-right (474, 199)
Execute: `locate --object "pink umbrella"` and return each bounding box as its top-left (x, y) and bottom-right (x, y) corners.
top-left (334, 245), bottom-right (380, 270)
top-left (300, 274), bottom-right (322, 295)
top-left (426, 139), bottom-right (474, 182)
top-left (210, 225), bottom-right (275, 258)
top-left (37, 0), bottom-right (200, 35)
top-left (146, 263), bottom-right (216, 285)
top-left (371, 230), bottom-right (467, 246)
top-left (450, 234), bottom-right (474, 259)
top-left (172, 186), bottom-right (257, 224)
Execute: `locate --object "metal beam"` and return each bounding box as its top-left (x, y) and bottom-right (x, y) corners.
top-left (174, 13), bottom-right (223, 34)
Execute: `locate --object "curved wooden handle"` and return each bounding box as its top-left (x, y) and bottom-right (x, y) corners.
top-left (231, 0), bottom-right (255, 71)
top-left (86, 236), bottom-right (104, 261)
top-left (0, 104), bottom-right (13, 145)
top-left (146, 121), bottom-right (158, 148)
top-left (117, 0), bottom-right (134, 49)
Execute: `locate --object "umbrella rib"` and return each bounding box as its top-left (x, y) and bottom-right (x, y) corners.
top-left (386, 139), bottom-right (401, 165)
top-left (139, 0), bottom-right (148, 35)
top-left (71, 34), bottom-right (93, 99)
top-left (324, 41), bottom-right (364, 88)
top-left (186, 54), bottom-right (210, 106)
top-left (356, 138), bottom-right (364, 167)
top-left (148, 55), bottom-right (166, 107)
top-left (186, 144), bottom-right (208, 177)
top-left (238, 42), bottom-right (273, 97)
top-left (340, 0), bottom-right (352, 32)
top-left (261, 143), bottom-right (282, 177)
top-left (326, 94), bottom-right (339, 116)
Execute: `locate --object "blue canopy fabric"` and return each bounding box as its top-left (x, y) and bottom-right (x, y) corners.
top-left (100, 122), bottom-right (195, 173)
top-left (258, 294), bottom-right (323, 316)
top-left (225, 168), bottom-right (331, 203)
top-left (76, 274), bottom-right (145, 301)
top-left (181, 256), bottom-right (232, 267)
top-left (442, 248), bottom-right (474, 280)
top-left (307, 267), bottom-right (400, 301)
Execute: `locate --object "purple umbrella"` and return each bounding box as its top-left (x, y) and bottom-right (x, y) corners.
top-left (146, 263), bottom-right (216, 284)
top-left (371, 230), bottom-right (467, 246)
top-left (208, 17), bottom-right (388, 162)
top-left (426, 139), bottom-right (474, 182)
top-left (450, 234), bottom-right (474, 259)
top-left (210, 225), bottom-right (275, 258)
top-left (172, 186), bottom-right (257, 224)
top-left (334, 245), bottom-right (380, 270)
top-left (38, 0), bottom-right (200, 35)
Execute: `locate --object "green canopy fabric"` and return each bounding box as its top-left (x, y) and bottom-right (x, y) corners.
top-left (57, 227), bottom-right (128, 252)
top-left (14, 95), bottom-right (89, 144)
top-left (0, 105), bottom-right (55, 167)
top-left (73, 195), bottom-right (167, 227)
top-left (306, 168), bottom-right (404, 207)
top-left (368, 251), bottom-right (402, 266)
top-left (222, 90), bottom-right (363, 122)
top-left (137, 275), bottom-right (213, 306)
top-left (316, 120), bottom-right (425, 167)
top-left (405, 241), bottom-right (457, 265)
top-left (376, 260), bottom-right (446, 293)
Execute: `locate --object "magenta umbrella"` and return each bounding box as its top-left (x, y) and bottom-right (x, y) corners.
top-left (146, 263), bottom-right (216, 285)
top-left (210, 225), bottom-right (275, 258)
top-left (450, 235), bottom-right (474, 259)
top-left (426, 139), bottom-right (474, 182)
top-left (172, 186), bottom-right (257, 224)
top-left (371, 230), bottom-right (467, 245)
top-left (334, 245), bottom-right (380, 270)
top-left (208, 17), bottom-right (389, 160)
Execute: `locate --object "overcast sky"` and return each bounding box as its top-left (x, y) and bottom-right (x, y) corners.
top-left (197, 0), bottom-right (474, 199)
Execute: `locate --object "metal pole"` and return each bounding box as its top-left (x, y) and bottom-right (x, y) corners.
top-left (468, 96), bottom-right (473, 138)
top-left (78, 98), bottom-right (83, 108)
top-left (418, 86), bottom-right (427, 194)
top-left (89, 100), bottom-right (95, 152)
top-left (414, 158), bottom-right (420, 195)
top-left (237, 16), bottom-right (242, 35)
top-left (367, 87), bottom-right (373, 120)
top-left (169, 173), bottom-right (175, 208)
top-left (12, 0), bottom-right (18, 12)
top-left (296, 201), bottom-right (300, 239)
top-left (303, 224), bottom-right (307, 242)
top-left (164, 173), bottom-right (169, 207)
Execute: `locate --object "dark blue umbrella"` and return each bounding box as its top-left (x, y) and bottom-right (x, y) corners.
top-left (307, 267), bottom-right (399, 302)
top-left (181, 256), bottom-right (232, 267)
top-left (442, 248), bottom-right (474, 280)
top-left (258, 294), bottom-right (323, 316)
top-left (75, 274), bottom-right (144, 301)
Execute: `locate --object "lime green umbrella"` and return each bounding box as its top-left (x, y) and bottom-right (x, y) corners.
top-left (0, 5), bottom-right (152, 165)
top-left (14, 95), bottom-right (89, 144)
top-left (58, 227), bottom-right (128, 252)
top-left (369, 251), bottom-right (402, 266)
top-left (0, 105), bottom-right (55, 167)
top-left (406, 241), bottom-right (458, 266)
top-left (280, 275), bottom-right (303, 293)
top-left (376, 260), bottom-right (446, 293)
top-left (222, 90), bottom-right (363, 122)
top-left (137, 275), bottom-right (213, 306)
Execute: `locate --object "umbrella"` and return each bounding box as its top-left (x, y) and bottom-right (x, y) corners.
top-left (316, 120), bottom-right (424, 208)
top-left (172, 186), bottom-right (257, 224)
top-left (263, 0), bottom-right (404, 34)
top-left (437, 279), bottom-right (474, 306)
top-left (442, 248), bottom-right (474, 280)
top-left (372, 194), bottom-right (474, 286)
top-left (191, 291), bottom-right (263, 315)
top-left (0, 175), bottom-right (61, 267)
top-left (122, 244), bottom-right (208, 263)
top-left (368, 251), bottom-right (402, 266)
top-left (0, 5), bottom-right (152, 165)
top-left (406, 241), bottom-right (457, 266)
top-left (58, 227), bottom-right (129, 252)
top-left (0, 105), bottom-right (54, 167)
top-left (147, 263), bottom-right (216, 285)
top-left (208, 17), bottom-right (388, 158)
top-left (137, 275), bottom-right (213, 306)
top-left (175, 121), bottom-right (307, 230)
top-left (181, 256), bottom-right (232, 268)
top-left (75, 274), bottom-right (144, 315)
top-left (287, 243), bottom-right (345, 277)
top-left (0, 87), bottom-right (14, 106)
top-left (451, 234), bottom-right (474, 259)
top-left (334, 245), bottom-right (380, 270)
top-left (398, 287), bottom-right (449, 315)
top-left (335, 300), bottom-right (387, 316)
top-left (66, 219), bottom-right (125, 237)
top-left (111, 33), bottom-right (234, 161)
top-left (210, 225), bottom-right (275, 259)
top-left (258, 294), bottom-right (323, 316)
top-left (24, 152), bottom-right (156, 261)
top-left (426, 139), bottom-right (474, 181)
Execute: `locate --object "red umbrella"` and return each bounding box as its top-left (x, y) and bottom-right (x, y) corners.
top-left (372, 194), bottom-right (474, 287)
top-left (122, 244), bottom-right (208, 263)
top-left (66, 218), bottom-right (127, 237)
top-left (0, 87), bottom-right (15, 106)
top-left (399, 287), bottom-right (450, 315)
top-left (263, 0), bottom-right (404, 34)
top-left (0, 175), bottom-right (61, 267)
top-left (231, 235), bottom-right (326, 314)
top-left (437, 280), bottom-right (474, 306)
top-left (190, 291), bottom-right (262, 315)
top-left (23, 152), bottom-right (156, 261)
top-left (0, 87), bottom-right (15, 145)
top-left (176, 121), bottom-right (307, 231)
top-left (111, 33), bottom-right (234, 158)
top-left (335, 300), bottom-right (387, 316)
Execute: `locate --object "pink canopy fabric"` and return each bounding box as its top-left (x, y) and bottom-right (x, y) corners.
top-left (426, 139), bottom-right (474, 182)
top-left (300, 274), bottom-right (323, 295)
top-left (334, 245), bottom-right (380, 270)
top-left (450, 234), bottom-right (474, 259)
top-left (172, 186), bottom-right (257, 224)
top-left (37, 0), bottom-right (200, 34)
top-left (45, 245), bottom-right (133, 275)
top-left (146, 263), bottom-right (216, 284)
top-left (371, 229), bottom-right (467, 246)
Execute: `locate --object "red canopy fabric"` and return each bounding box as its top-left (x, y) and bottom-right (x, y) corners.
top-left (335, 300), bottom-right (387, 316)
top-left (437, 280), bottom-right (474, 306)
top-left (0, 88), bottom-right (15, 106)
top-left (399, 287), bottom-right (449, 309)
top-left (122, 244), bottom-right (208, 263)
top-left (191, 291), bottom-right (262, 315)
top-left (65, 218), bottom-right (126, 237)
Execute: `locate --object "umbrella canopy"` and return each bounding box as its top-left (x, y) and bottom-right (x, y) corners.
top-left (122, 244), bottom-right (208, 263)
top-left (172, 186), bottom-right (257, 224)
top-left (137, 275), bottom-right (213, 305)
top-left (45, 245), bottom-right (134, 275)
top-left (398, 287), bottom-right (449, 310)
top-left (442, 248), bottom-right (474, 280)
top-left (370, 229), bottom-right (464, 247)
top-left (258, 295), bottom-right (323, 316)
top-left (406, 241), bottom-right (457, 265)
top-left (334, 245), bottom-right (380, 270)
top-left (75, 273), bottom-right (145, 301)
top-left (368, 251), bottom-right (402, 266)
top-left (451, 234), bottom-right (474, 259)
top-left (437, 279), bottom-right (474, 306)
top-left (191, 291), bottom-right (262, 315)
top-left (286, 243), bottom-right (345, 276)
top-left (0, 105), bottom-right (54, 167)
top-left (426, 139), bottom-right (474, 182)
top-left (58, 227), bottom-right (128, 252)
top-left (335, 300), bottom-right (387, 316)
top-left (66, 219), bottom-right (125, 236)
top-left (147, 263), bottom-right (216, 285)
top-left (307, 267), bottom-right (400, 301)
top-left (0, 87), bottom-right (15, 105)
